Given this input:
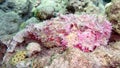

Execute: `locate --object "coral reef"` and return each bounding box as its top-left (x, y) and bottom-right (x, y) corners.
top-left (3, 41), bottom-right (120, 68)
top-left (7, 0), bottom-right (29, 14)
top-left (32, 0), bottom-right (106, 20)
top-left (33, 0), bottom-right (68, 19)
top-left (0, 11), bottom-right (22, 39)
top-left (46, 48), bottom-right (92, 68)
top-left (0, 0), bottom-right (29, 15)
top-left (106, 0), bottom-right (120, 35)
top-left (0, 0), bottom-right (32, 20)
top-left (45, 43), bottom-right (120, 68)
top-left (8, 14), bottom-right (112, 52)
top-left (67, 0), bottom-right (105, 14)
top-left (16, 59), bottom-right (32, 68)
top-left (45, 55), bottom-right (69, 68)
top-left (9, 51), bottom-right (27, 65)
top-left (1, 0), bottom-right (120, 68)
top-left (31, 57), bottom-right (49, 68)
top-left (20, 17), bottom-right (40, 30)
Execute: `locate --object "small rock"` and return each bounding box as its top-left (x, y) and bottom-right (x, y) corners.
top-left (26, 42), bottom-right (41, 56)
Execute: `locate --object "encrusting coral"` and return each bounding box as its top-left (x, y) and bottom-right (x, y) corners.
top-left (8, 14), bottom-right (112, 53)
top-left (9, 51), bottom-right (27, 65)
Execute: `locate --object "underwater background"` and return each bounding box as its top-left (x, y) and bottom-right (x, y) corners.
top-left (0, 0), bottom-right (120, 68)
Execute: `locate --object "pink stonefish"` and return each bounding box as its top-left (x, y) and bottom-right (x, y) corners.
top-left (8, 14), bottom-right (112, 52)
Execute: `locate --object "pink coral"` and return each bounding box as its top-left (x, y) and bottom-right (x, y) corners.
top-left (8, 14), bottom-right (112, 52)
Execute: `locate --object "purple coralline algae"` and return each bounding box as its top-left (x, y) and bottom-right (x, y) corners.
top-left (8, 14), bottom-right (112, 52)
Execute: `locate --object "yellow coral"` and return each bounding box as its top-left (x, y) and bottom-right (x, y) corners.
top-left (10, 51), bottom-right (27, 65)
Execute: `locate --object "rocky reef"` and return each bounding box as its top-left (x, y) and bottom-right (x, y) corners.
top-left (32, 0), bottom-right (105, 20)
top-left (45, 42), bottom-right (120, 68)
top-left (32, 0), bottom-right (68, 20)
top-left (2, 14), bottom-right (112, 67)
top-left (68, 0), bottom-right (105, 14)
top-left (106, 0), bottom-right (120, 35)
top-left (0, 11), bottom-right (22, 43)
top-left (0, 0), bottom-right (120, 68)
